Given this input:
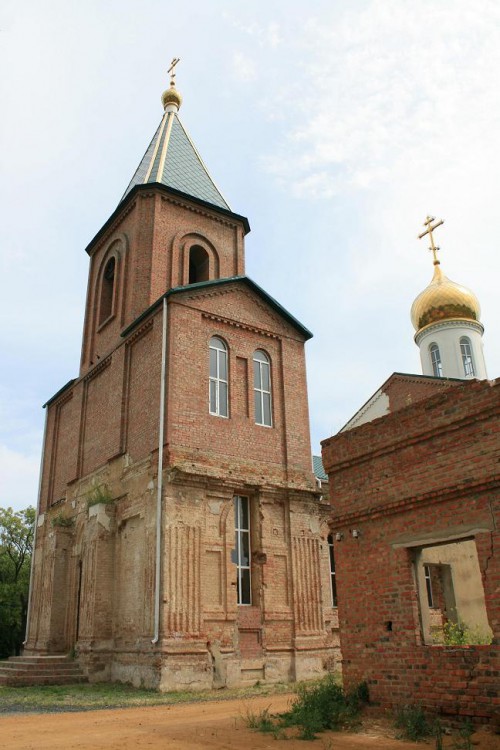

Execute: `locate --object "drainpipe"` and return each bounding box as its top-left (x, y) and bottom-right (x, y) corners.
top-left (152, 297), bottom-right (168, 644)
top-left (23, 406), bottom-right (48, 646)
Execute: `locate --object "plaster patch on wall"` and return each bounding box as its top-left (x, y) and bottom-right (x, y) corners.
top-left (309, 517), bottom-right (320, 534)
top-left (89, 503), bottom-right (112, 531)
top-left (208, 500), bottom-right (222, 515)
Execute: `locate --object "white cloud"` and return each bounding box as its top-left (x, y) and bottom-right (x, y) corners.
top-left (232, 52), bottom-right (257, 82)
top-left (263, 0), bottom-right (500, 204)
top-left (1, 0), bottom-right (499, 469)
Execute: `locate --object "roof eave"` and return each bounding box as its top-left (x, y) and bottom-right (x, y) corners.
top-left (120, 276), bottom-right (313, 341)
top-left (85, 183), bottom-right (251, 255)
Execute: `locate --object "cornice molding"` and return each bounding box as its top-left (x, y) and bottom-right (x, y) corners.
top-left (177, 284), bottom-right (291, 339)
top-left (125, 317), bottom-right (154, 346)
top-left (329, 399), bottom-right (500, 473)
top-left (83, 354), bottom-right (112, 383)
top-left (201, 311), bottom-right (279, 340)
top-left (415, 317), bottom-right (484, 345)
top-left (53, 389), bottom-right (74, 411)
top-left (86, 200), bottom-right (137, 257)
top-left (160, 193), bottom-right (239, 230)
top-left (330, 476), bottom-right (500, 527)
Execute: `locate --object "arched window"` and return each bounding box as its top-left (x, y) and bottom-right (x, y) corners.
top-left (253, 350), bottom-right (272, 426)
top-left (460, 337), bottom-right (475, 377)
top-left (99, 257), bottom-right (116, 325)
top-left (429, 343), bottom-right (443, 377)
top-left (189, 245), bottom-right (209, 284)
top-left (209, 337), bottom-right (228, 417)
top-left (327, 534), bottom-right (338, 607)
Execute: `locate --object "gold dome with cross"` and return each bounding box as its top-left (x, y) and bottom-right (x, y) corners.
top-left (410, 216), bottom-right (481, 332)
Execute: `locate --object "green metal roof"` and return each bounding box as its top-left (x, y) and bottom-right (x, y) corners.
top-left (312, 455), bottom-right (328, 481)
top-left (121, 276), bottom-right (313, 341)
top-left (121, 112), bottom-right (230, 210)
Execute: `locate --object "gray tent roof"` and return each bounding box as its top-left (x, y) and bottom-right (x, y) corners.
top-left (121, 111), bottom-right (230, 210)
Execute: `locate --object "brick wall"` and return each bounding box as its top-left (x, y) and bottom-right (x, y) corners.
top-left (30, 182), bottom-right (339, 687)
top-left (322, 378), bottom-right (500, 721)
top-left (79, 188), bottom-right (247, 376)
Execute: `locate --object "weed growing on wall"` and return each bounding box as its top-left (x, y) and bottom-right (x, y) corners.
top-left (442, 621), bottom-right (492, 646)
top-left (86, 483), bottom-right (114, 509)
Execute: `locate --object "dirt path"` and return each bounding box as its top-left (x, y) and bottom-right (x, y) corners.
top-left (1, 693), bottom-right (499, 750)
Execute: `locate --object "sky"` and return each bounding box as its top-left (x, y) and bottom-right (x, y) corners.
top-left (1, 0), bottom-right (500, 512)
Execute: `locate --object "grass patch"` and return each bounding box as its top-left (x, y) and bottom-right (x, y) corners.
top-left (452, 719), bottom-right (474, 750)
top-left (245, 707), bottom-right (286, 738)
top-left (394, 704), bottom-right (432, 741)
top-left (0, 680), bottom-right (293, 715)
top-left (245, 674), bottom-right (368, 741)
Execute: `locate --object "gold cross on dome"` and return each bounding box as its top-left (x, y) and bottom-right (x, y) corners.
top-left (168, 57), bottom-right (180, 86)
top-left (418, 215), bottom-right (444, 265)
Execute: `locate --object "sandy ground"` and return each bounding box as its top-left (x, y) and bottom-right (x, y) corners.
top-left (1, 693), bottom-right (499, 750)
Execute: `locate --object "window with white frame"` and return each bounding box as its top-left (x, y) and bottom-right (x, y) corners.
top-left (423, 564), bottom-right (434, 608)
top-left (253, 350), bottom-right (272, 426)
top-left (234, 496), bottom-right (251, 604)
top-left (327, 534), bottom-right (338, 607)
top-left (209, 337), bottom-right (228, 417)
top-left (460, 337), bottom-right (475, 377)
top-left (430, 343), bottom-right (443, 377)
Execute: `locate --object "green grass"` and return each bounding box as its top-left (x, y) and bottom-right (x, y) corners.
top-left (244, 674), bottom-right (368, 741)
top-left (0, 680), bottom-right (294, 714)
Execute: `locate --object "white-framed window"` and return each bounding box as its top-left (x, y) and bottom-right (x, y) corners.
top-left (460, 337), bottom-right (475, 377)
top-left (429, 343), bottom-right (443, 377)
top-left (253, 350), bottom-right (272, 426)
top-left (234, 496), bottom-right (251, 605)
top-left (424, 564), bottom-right (434, 608)
top-left (327, 534), bottom-right (338, 607)
top-left (209, 337), bottom-right (228, 417)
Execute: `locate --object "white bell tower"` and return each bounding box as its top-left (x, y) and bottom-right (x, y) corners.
top-left (411, 217), bottom-right (487, 381)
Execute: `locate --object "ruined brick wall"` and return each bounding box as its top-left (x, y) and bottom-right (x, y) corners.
top-left (322, 378), bottom-right (500, 721)
top-left (384, 373), bottom-right (462, 413)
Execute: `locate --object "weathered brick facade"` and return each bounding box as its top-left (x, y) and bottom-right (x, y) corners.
top-left (322, 378), bottom-right (500, 722)
top-left (26, 176), bottom-right (338, 688)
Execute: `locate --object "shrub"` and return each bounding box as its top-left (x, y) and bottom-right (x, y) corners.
top-left (442, 621), bottom-right (493, 646)
top-left (394, 705), bottom-right (431, 741)
top-left (245, 676), bottom-right (368, 740)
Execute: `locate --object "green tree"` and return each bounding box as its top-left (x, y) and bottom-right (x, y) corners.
top-left (0, 506), bottom-right (35, 658)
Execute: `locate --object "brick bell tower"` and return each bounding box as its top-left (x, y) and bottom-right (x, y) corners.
top-left (25, 65), bottom-right (339, 689)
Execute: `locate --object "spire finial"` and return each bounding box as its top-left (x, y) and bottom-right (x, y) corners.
top-left (168, 57), bottom-right (180, 87)
top-left (162, 57), bottom-right (182, 111)
top-left (418, 215), bottom-right (444, 265)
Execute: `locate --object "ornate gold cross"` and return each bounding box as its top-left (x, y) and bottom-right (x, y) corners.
top-left (168, 57), bottom-right (180, 87)
top-left (418, 215), bottom-right (444, 264)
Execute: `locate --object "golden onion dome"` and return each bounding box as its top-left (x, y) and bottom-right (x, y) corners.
top-left (410, 262), bottom-right (481, 332)
top-left (161, 82), bottom-right (182, 111)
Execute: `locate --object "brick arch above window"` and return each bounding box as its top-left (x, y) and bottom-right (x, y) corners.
top-left (95, 238), bottom-right (125, 330)
top-left (170, 231), bottom-right (220, 288)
